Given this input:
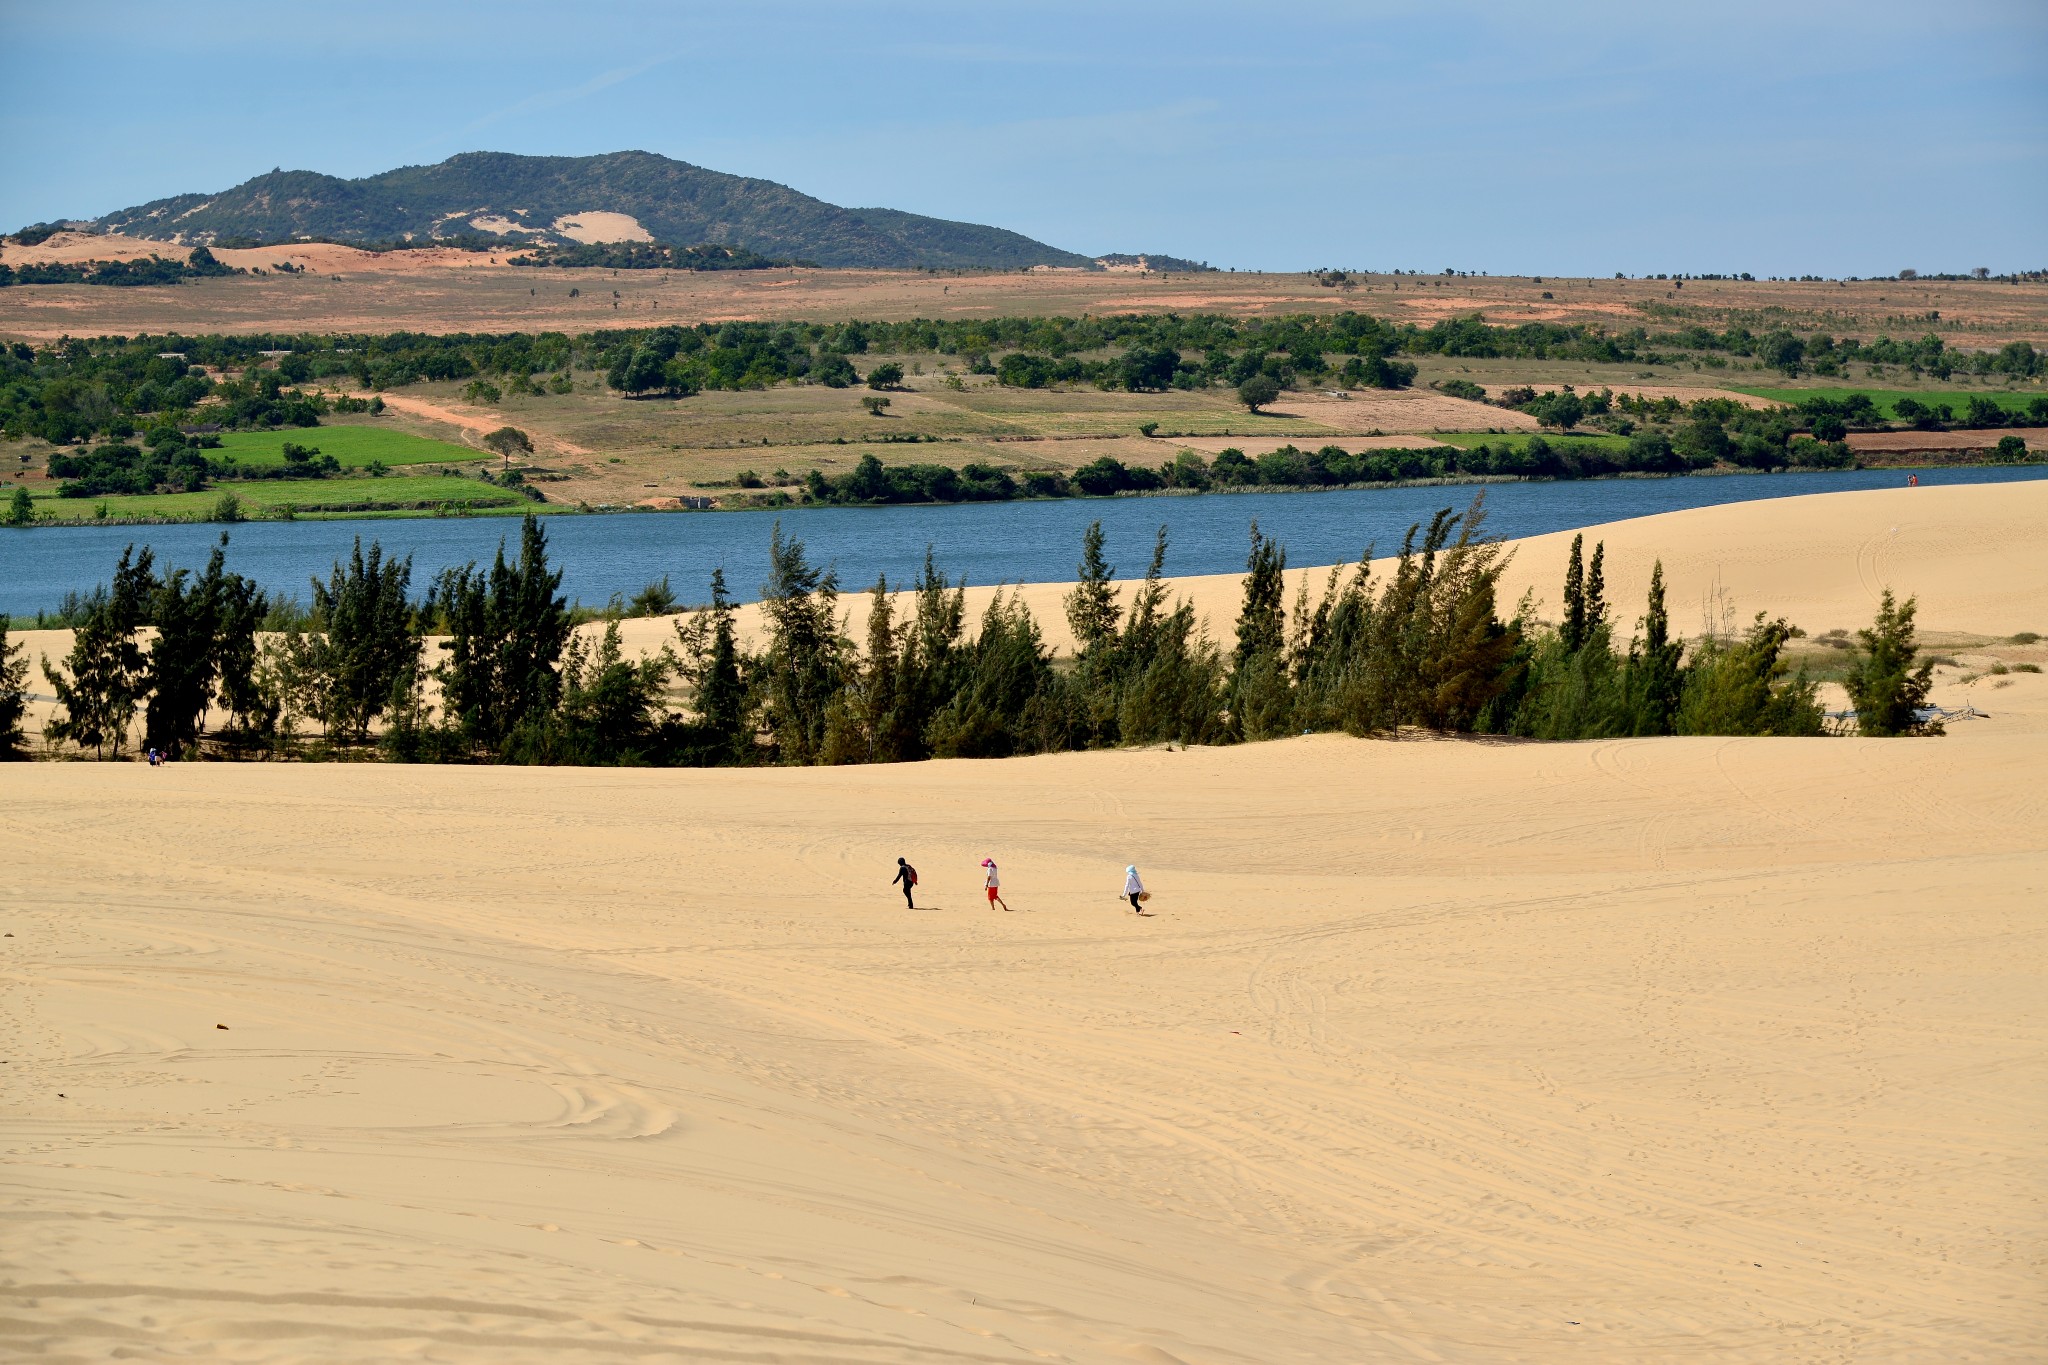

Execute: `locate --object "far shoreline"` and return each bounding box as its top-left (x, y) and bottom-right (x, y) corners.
top-left (7, 458), bottom-right (2044, 532)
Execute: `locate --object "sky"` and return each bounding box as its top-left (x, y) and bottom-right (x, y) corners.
top-left (2, 0), bottom-right (2043, 276)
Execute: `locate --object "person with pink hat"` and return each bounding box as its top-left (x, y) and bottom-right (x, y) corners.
top-left (980, 857), bottom-right (1010, 912)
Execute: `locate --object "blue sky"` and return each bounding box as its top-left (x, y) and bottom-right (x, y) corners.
top-left (3, 0), bottom-right (2042, 276)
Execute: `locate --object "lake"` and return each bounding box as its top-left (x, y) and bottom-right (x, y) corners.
top-left (5, 466), bottom-right (2045, 617)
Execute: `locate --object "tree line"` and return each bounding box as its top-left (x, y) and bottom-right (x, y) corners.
top-left (7, 505), bottom-right (1945, 764)
top-left (508, 242), bottom-right (810, 271)
top-left (10, 318), bottom-right (2042, 451)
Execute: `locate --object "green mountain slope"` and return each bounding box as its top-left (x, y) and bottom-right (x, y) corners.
top-left (91, 150), bottom-right (1097, 270)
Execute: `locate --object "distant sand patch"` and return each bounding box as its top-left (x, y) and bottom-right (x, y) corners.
top-left (468, 215), bottom-right (546, 237)
top-left (552, 212), bottom-right (653, 244)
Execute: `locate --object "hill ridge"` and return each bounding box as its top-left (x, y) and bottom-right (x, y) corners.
top-left (87, 149), bottom-right (1101, 271)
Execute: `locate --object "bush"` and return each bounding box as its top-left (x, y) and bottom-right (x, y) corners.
top-left (865, 362), bottom-right (904, 390)
top-left (811, 353), bottom-right (857, 388)
top-left (1436, 378), bottom-right (1487, 402)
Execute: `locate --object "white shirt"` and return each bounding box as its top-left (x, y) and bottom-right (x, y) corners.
top-left (1124, 869), bottom-right (1144, 896)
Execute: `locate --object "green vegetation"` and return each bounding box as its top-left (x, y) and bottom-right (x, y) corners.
top-left (1732, 387), bottom-right (2048, 422)
top-left (6, 316), bottom-right (2040, 525)
top-left (0, 617), bottom-right (28, 758)
top-left (16, 475), bottom-right (527, 525)
top-left (212, 426), bottom-right (473, 469)
top-left (31, 507), bottom-right (1932, 765)
top-left (509, 241), bottom-right (809, 271)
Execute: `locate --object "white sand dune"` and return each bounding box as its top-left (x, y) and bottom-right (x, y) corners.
top-left (4, 483), bottom-right (2045, 1363)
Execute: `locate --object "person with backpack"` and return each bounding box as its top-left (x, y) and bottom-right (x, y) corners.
top-left (892, 857), bottom-right (918, 909)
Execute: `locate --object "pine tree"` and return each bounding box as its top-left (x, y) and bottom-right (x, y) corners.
top-left (0, 618), bottom-right (31, 758)
top-left (1585, 541), bottom-right (1607, 638)
top-left (900, 547), bottom-right (966, 752)
top-left (430, 514), bottom-right (569, 751)
top-left (1560, 533), bottom-right (1587, 652)
top-left (1232, 519), bottom-right (1287, 671)
top-left (1230, 520), bottom-right (1292, 739)
top-left (1626, 560), bottom-right (1684, 735)
top-left (673, 568), bottom-right (752, 763)
top-left (144, 542), bottom-right (235, 758)
top-left (42, 547), bottom-right (154, 758)
top-left (1844, 589), bottom-right (1936, 736)
top-left (1065, 520), bottom-right (1122, 656)
top-left (313, 538), bottom-right (419, 741)
top-left (759, 523), bottom-right (847, 764)
top-left (825, 576), bottom-right (911, 764)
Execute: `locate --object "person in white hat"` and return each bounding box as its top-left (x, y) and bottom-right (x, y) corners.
top-left (981, 858), bottom-right (1010, 912)
top-left (1123, 865), bottom-right (1148, 914)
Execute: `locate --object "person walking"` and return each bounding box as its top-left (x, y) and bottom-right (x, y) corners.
top-left (981, 858), bottom-right (1010, 912)
top-left (892, 857), bottom-right (918, 909)
top-left (1123, 864), bottom-right (1149, 914)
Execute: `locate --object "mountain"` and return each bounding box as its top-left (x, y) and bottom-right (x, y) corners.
top-left (88, 151), bottom-right (1099, 270)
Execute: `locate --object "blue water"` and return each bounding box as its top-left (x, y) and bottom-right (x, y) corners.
top-left (4, 466), bottom-right (2044, 617)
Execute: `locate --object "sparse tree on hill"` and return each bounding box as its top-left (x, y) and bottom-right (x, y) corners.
top-left (1237, 374), bottom-right (1281, 413)
top-left (484, 426), bottom-right (532, 468)
top-left (865, 362), bottom-right (904, 390)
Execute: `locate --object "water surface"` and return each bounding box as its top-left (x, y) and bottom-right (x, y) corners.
top-left (5, 466), bottom-right (2043, 616)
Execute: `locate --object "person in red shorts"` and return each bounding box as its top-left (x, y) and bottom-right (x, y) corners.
top-left (980, 857), bottom-right (1010, 911)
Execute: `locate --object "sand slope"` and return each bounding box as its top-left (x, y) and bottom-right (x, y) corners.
top-left (4, 483), bottom-right (2046, 1363)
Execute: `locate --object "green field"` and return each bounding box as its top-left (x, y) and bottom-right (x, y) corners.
top-left (1731, 387), bottom-right (2048, 419)
top-left (211, 424), bottom-right (480, 469)
top-left (20, 474), bottom-right (529, 524)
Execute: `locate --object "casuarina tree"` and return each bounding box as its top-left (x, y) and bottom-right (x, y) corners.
top-left (1844, 589), bottom-right (1937, 736)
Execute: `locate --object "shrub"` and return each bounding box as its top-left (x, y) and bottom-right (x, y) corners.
top-left (1436, 379), bottom-right (1487, 402)
top-left (865, 362), bottom-right (904, 390)
top-left (812, 354), bottom-right (857, 388)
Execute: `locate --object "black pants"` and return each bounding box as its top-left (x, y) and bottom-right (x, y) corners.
top-left (901, 883), bottom-right (914, 907)
top-left (1128, 893), bottom-right (1142, 912)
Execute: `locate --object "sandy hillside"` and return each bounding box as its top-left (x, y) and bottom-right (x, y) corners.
top-left (5, 484), bottom-right (2046, 1363)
